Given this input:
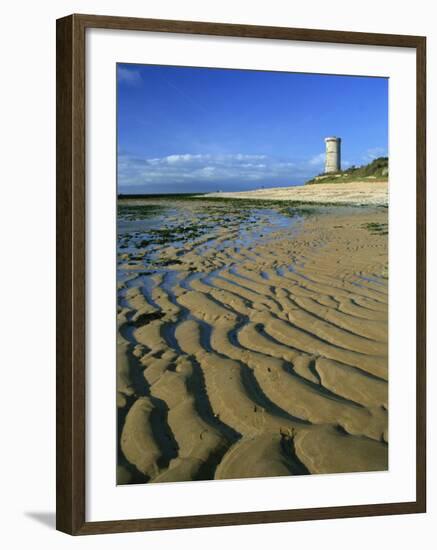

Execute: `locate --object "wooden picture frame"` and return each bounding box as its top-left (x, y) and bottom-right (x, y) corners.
top-left (56, 13), bottom-right (426, 535)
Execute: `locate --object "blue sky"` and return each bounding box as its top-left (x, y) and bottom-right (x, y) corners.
top-left (117, 63), bottom-right (388, 194)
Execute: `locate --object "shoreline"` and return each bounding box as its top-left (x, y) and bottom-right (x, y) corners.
top-left (201, 180), bottom-right (388, 206)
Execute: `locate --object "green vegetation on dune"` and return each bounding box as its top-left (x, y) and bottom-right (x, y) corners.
top-left (305, 157), bottom-right (389, 185)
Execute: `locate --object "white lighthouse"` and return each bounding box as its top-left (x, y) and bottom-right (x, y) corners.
top-left (324, 136), bottom-right (341, 173)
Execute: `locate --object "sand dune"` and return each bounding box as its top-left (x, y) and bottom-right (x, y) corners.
top-left (117, 201), bottom-right (388, 483)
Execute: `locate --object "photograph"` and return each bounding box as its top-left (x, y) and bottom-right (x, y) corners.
top-left (116, 63), bottom-right (389, 485)
top-left (1, 0), bottom-right (430, 543)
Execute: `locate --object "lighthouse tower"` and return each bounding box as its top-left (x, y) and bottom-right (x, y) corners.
top-left (324, 136), bottom-right (341, 173)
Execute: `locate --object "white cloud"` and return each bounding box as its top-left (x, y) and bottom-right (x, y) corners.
top-left (118, 66), bottom-right (142, 85)
top-left (158, 153), bottom-right (266, 165)
top-left (166, 154), bottom-right (205, 163)
top-left (118, 151), bottom-right (328, 191)
top-left (309, 152), bottom-right (325, 166)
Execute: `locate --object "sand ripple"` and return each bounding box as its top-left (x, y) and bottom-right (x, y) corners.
top-left (117, 202), bottom-right (388, 484)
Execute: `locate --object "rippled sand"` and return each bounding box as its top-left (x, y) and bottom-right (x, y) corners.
top-left (117, 200), bottom-right (388, 484)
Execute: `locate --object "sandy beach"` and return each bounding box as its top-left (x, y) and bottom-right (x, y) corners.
top-left (205, 180), bottom-right (388, 206)
top-left (116, 196), bottom-right (388, 484)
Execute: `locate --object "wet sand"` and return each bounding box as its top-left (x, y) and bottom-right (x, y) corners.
top-left (117, 198), bottom-right (388, 484)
